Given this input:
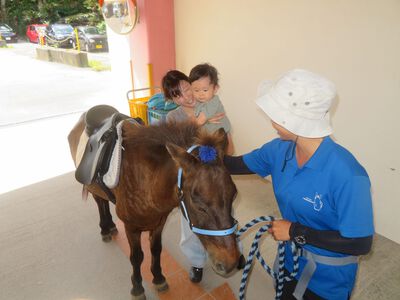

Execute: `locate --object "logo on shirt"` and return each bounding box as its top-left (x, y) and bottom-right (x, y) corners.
top-left (302, 192), bottom-right (323, 211)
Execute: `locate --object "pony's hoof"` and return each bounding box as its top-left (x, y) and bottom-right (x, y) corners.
top-left (101, 233), bottom-right (112, 242)
top-left (154, 281), bottom-right (169, 293)
top-left (101, 226), bottom-right (118, 242)
top-left (109, 226), bottom-right (118, 236)
top-left (131, 293), bottom-right (146, 300)
top-left (131, 286), bottom-right (145, 300)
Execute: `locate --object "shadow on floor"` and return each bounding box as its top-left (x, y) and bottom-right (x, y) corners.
top-left (0, 173), bottom-right (399, 299)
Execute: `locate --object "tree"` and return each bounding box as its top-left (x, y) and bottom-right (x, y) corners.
top-left (1, 0), bottom-right (6, 23)
top-left (1, 0), bottom-right (102, 35)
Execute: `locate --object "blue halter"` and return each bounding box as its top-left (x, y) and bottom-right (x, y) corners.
top-left (177, 145), bottom-right (238, 236)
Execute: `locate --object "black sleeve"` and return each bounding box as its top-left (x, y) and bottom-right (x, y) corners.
top-left (289, 222), bottom-right (373, 256)
top-left (223, 155), bottom-right (255, 175)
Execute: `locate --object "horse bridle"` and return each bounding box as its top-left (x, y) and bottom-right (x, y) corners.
top-left (177, 145), bottom-right (238, 236)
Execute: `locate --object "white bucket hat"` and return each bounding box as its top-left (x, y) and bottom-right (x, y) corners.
top-left (256, 69), bottom-right (336, 138)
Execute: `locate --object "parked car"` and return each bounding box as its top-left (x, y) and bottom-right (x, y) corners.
top-left (26, 24), bottom-right (48, 43)
top-left (72, 26), bottom-right (108, 52)
top-left (45, 24), bottom-right (74, 48)
top-left (0, 23), bottom-right (18, 43)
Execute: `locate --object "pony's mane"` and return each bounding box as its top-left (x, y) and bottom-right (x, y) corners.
top-left (123, 120), bottom-right (201, 148)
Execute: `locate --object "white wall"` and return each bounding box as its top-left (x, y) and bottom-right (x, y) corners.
top-left (174, 0), bottom-right (400, 243)
top-left (106, 27), bottom-right (135, 115)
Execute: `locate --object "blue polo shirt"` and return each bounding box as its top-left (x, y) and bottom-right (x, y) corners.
top-left (243, 137), bottom-right (374, 299)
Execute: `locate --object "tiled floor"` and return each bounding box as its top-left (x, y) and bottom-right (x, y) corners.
top-left (113, 220), bottom-right (237, 300)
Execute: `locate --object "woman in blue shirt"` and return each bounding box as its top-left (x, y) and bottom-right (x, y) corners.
top-left (224, 69), bottom-right (374, 299)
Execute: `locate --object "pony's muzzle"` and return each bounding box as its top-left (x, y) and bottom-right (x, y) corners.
top-left (209, 247), bottom-right (241, 277)
top-left (212, 260), bottom-right (237, 277)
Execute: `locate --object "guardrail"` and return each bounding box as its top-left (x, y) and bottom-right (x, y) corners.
top-left (36, 46), bottom-right (88, 67)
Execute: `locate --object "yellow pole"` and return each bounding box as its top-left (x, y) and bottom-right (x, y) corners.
top-left (130, 60), bottom-right (135, 92)
top-left (74, 28), bottom-right (80, 51)
top-left (147, 63), bottom-right (154, 95)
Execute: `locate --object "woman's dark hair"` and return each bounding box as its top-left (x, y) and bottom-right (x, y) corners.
top-left (162, 70), bottom-right (189, 100)
top-left (189, 63), bottom-right (219, 86)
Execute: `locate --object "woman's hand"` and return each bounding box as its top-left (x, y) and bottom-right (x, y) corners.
top-left (207, 112), bottom-right (225, 124)
top-left (268, 219), bottom-right (292, 241)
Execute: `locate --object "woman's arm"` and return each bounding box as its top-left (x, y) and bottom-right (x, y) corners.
top-left (268, 220), bottom-right (372, 256)
top-left (289, 222), bottom-right (373, 255)
top-left (207, 112), bottom-right (225, 124)
top-left (196, 111), bottom-right (227, 126)
top-left (223, 155), bottom-right (254, 174)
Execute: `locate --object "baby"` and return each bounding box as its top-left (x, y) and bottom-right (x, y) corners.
top-left (189, 63), bottom-right (234, 154)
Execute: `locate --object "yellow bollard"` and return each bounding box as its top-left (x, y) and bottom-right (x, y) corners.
top-left (74, 28), bottom-right (80, 51)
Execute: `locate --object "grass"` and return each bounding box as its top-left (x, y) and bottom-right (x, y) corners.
top-left (0, 42), bottom-right (12, 48)
top-left (88, 59), bottom-right (111, 72)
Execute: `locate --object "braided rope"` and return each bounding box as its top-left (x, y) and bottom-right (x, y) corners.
top-left (43, 33), bottom-right (73, 44)
top-left (236, 216), bottom-right (300, 300)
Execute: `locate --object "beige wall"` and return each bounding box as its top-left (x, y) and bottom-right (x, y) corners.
top-left (174, 0), bottom-right (400, 243)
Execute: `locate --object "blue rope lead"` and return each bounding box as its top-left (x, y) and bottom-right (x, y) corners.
top-left (236, 216), bottom-right (300, 300)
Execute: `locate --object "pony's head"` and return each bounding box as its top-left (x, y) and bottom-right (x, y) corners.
top-left (166, 128), bottom-right (240, 276)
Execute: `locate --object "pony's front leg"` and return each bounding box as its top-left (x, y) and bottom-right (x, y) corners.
top-left (93, 195), bottom-right (118, 242)
top-left (125, 227), bottom-right (145, 300)
top-left (150, 219), bottom-right (169, 293)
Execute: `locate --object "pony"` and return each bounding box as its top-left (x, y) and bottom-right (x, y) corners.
top-left (67, 109), bottom-right (241, 300)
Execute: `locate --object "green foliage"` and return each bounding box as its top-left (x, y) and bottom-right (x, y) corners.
top-left (1, 0), bottom-right (104, 35)
top-left (64, 12), bottom-right (103, 27)
top-left (97, 21), bottom-right (106, 33)
top-left (88, 59), bottom-right (111, 72)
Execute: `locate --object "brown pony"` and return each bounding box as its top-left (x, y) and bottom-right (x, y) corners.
top-left (68, 113), bottom-right (241, 299)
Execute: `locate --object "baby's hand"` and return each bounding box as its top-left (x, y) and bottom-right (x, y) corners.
top-left (196, 112), bottom-right (208, 126)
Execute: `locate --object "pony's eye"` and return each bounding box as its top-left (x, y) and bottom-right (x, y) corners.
top-left (191, 195), bottom-right (208, 214)
top-left (198, 206), bottom-right (207, 213)
top-left (191, 191), bottom-right (203, 204)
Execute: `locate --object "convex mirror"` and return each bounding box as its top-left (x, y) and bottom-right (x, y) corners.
top-left (99, 0), bottom-right (138, 34)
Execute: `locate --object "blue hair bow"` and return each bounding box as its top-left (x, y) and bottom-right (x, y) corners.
top-left (199, 146), bottom-right (217, 163)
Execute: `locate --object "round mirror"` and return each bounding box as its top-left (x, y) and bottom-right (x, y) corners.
top-left (99, 0), bottom-right (138, 35)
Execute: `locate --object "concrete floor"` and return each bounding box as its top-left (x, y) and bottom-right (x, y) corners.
top-left (1, 172), bottom-right (399, 300)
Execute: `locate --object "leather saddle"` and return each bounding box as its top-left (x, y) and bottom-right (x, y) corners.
top-left (75, 105), bottom-right (142, 188)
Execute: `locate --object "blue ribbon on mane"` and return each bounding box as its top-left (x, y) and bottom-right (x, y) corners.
top-left (199, 145), bottom-right (217, 163)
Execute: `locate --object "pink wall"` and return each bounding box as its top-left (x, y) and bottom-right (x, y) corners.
top-left (129, 0), bottom-right (175, 89)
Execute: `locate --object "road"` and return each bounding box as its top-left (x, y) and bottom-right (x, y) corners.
top-left (0, 42), bottom-right (126, 194)
top-left (0, 42), bottom-right (115, 126)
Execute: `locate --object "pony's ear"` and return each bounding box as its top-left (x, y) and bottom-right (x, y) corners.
top-left (166, 142), bottom-right (198, 170)
top-left (212, 128), bottom-right (228, 158)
